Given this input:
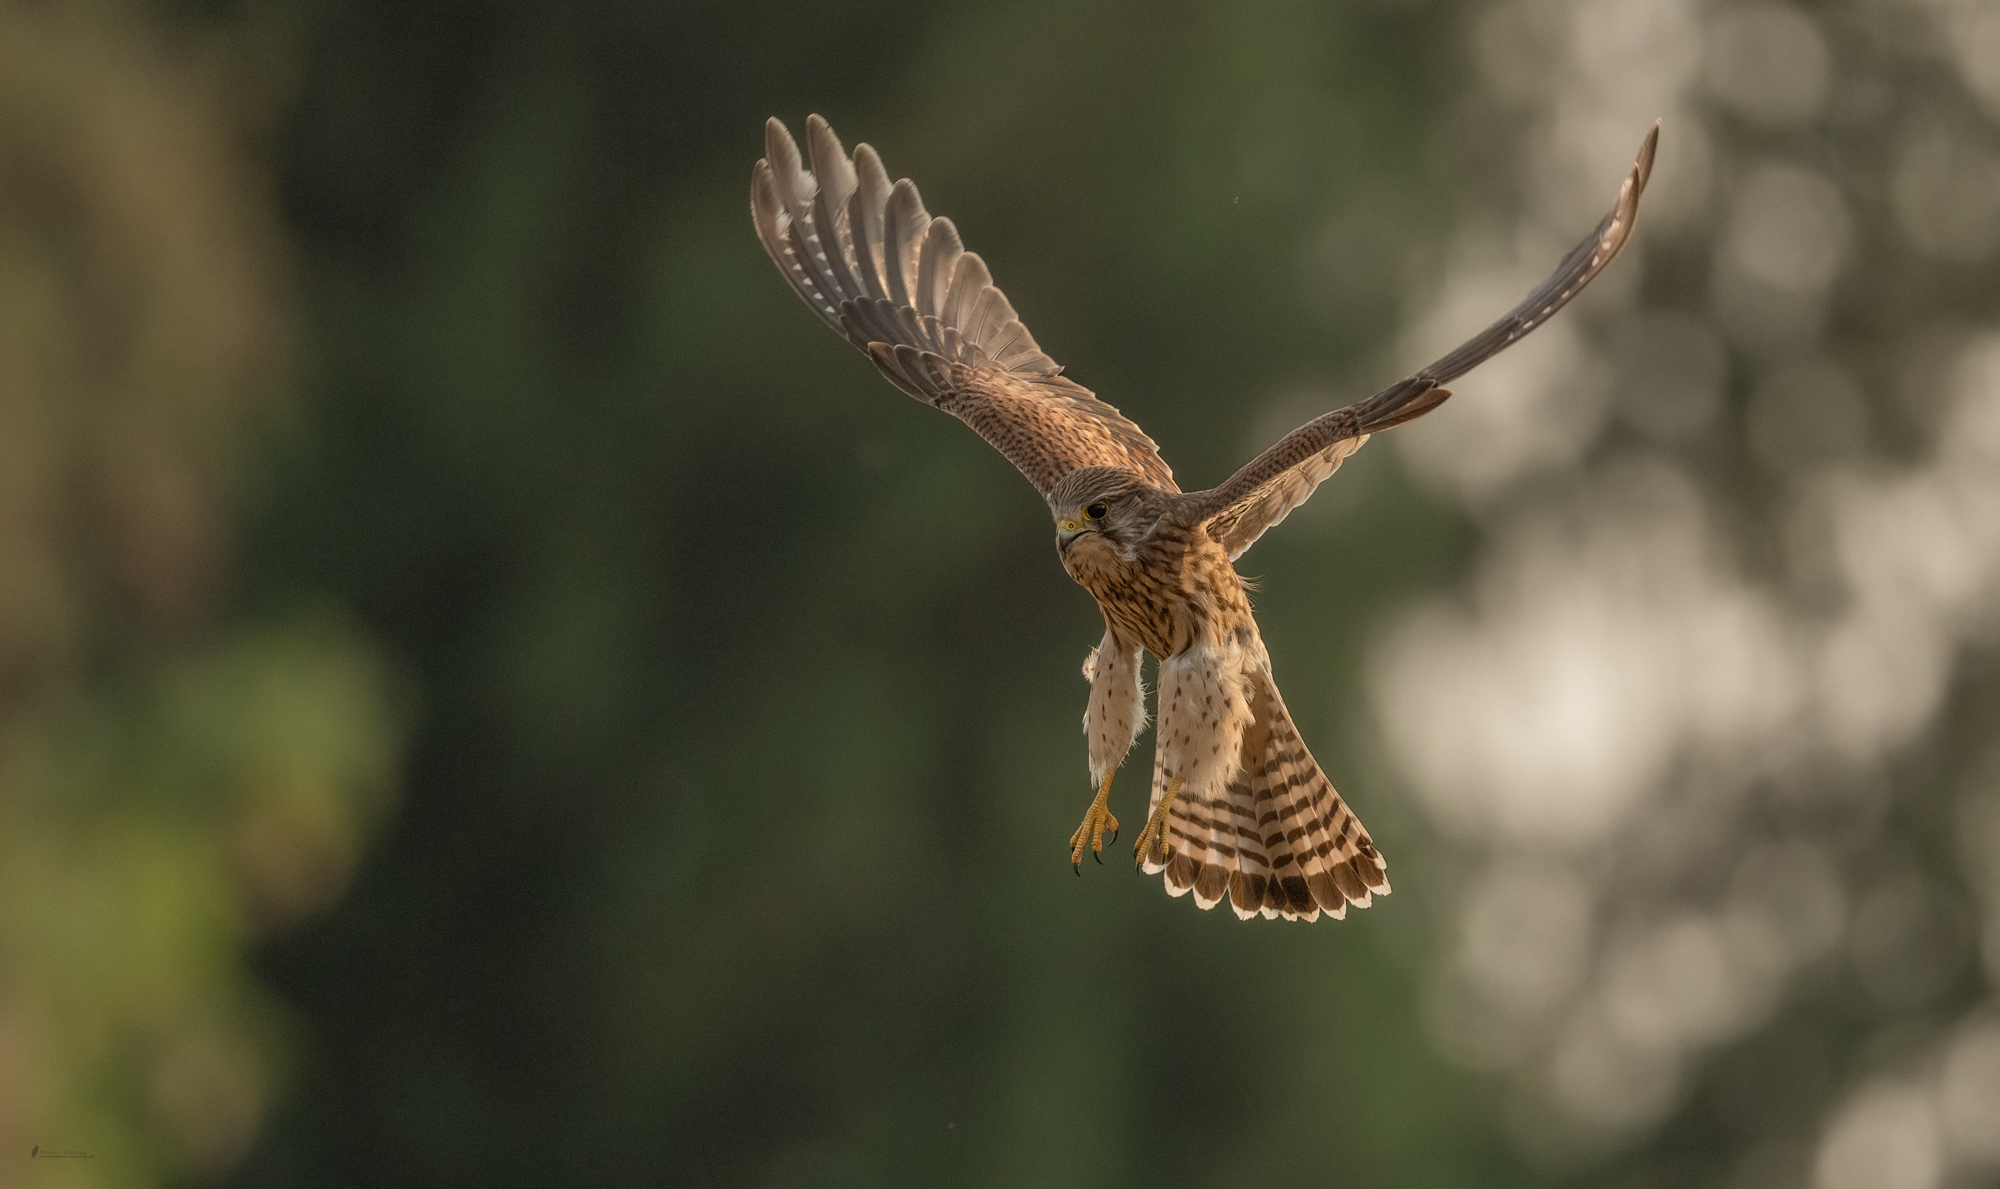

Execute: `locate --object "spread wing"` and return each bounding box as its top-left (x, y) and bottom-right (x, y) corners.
top-left (751, 115), bottom-right (1177, 497)
top-left (1194, 122), bottom-right (1659, 560)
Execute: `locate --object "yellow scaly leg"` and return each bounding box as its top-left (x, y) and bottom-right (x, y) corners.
top-left (1067, 772), bottom-right (1120, 872)
top-left (1133, 774), bottom-right (1184, 869)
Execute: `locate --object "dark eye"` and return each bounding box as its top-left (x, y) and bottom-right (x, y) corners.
top-left (1085, 502), bottom-right (1108, 520)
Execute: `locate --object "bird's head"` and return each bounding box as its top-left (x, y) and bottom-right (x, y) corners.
top-left (1048, 467), bottom-right (1160, 562)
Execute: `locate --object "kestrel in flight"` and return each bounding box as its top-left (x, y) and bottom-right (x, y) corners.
top-left (752, 115), bottom-right (1655, 921)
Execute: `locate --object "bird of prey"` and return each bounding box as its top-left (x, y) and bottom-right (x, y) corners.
top-left (752, 115), bottom-right (1655, 921)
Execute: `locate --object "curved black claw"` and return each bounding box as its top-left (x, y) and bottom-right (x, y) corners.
top-left (1067, 776), bottom-right (1120, 870)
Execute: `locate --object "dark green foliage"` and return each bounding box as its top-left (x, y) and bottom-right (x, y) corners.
top-left (231, 3), bottom-right (1486, 1186)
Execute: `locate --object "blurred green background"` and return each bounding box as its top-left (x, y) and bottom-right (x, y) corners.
top-left (7, 0), bottom-right (2000, 1187)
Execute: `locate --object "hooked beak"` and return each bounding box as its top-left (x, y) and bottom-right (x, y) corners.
top-left (1056, 518), bottom-right (1084, 553)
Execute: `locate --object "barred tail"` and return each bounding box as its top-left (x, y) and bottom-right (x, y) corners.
top-left (1150, 669), bottom-right (1389, 922)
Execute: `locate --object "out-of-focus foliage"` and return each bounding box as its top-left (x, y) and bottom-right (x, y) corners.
top-left (0, 4), bottom-right (403, 1184)
top-left (10, 0), bottom-right (2000, 1186)
top-left (233, 2), bottom-right (1484, 1186)
top-left (1372, 0), bottom-right (2000, 1183)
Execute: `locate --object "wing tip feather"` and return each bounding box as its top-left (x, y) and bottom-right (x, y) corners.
top-left (751, 116), bottom-right (1174, 499)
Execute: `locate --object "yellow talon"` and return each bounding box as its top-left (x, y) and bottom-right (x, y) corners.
top-left (1133, 775), bottom-right (1183, 867)
top-left (1068, 773), bottom-right (1120, 870)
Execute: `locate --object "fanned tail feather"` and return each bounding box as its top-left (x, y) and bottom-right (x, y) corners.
top-left (1150, 669), bottom-right (1388, 922)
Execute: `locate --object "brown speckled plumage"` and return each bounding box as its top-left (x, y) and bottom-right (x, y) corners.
top-left (752, 115), bottom-right (1657, 920)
